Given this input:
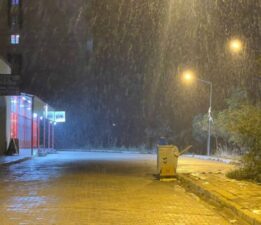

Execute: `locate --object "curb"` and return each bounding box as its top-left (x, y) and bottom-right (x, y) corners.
top-left (177, 174), bottom-right (261, 225)
top-left (184, 154), bottom-right (240, 165)
top-left (0, 157), bottom-right (32, 167)
top-left (59, 149), bottom-right (150, 154)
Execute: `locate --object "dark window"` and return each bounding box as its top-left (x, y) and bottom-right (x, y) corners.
top-left (10, 14), bottom-right (19, 27)
top-left (7, 54), bottom-right (23, 75)
top-left (8, 0), bottom-right (23, 28)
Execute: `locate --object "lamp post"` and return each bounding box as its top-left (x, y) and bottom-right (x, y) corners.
top-left (182, 70), bottom-right (213, 156)
top-left (228, 38), bottom-right (261, 54)
top-left (198, 78), bottom-right (212, 156)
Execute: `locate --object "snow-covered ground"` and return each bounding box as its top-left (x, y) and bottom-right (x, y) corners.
top-left (184, 154), bottom-right (240, 164)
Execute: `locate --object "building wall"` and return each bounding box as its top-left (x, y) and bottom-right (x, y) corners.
top-left (0, 0), bottom-right (22, 75)
top-left (1, 0), bottom-right (91, 95)
top-left (0, 0), bottom-right (9, 58)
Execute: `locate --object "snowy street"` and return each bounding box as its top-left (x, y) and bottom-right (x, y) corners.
top-left (0, 151), bottom-right (240, 225)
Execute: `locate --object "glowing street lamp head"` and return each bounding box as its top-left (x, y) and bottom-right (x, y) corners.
top-left (229, 38), bottom-right (243, 53)
top-left (182, 70), bottom-right (195, 83)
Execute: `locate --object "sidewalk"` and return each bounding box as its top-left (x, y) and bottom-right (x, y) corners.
top-left (0, 149), bottom-right (32, 166)
top-left (177, 156), bottom-right (261, 225)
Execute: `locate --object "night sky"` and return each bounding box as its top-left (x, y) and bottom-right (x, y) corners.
top-left (16, 0), bottom-right (260, 149)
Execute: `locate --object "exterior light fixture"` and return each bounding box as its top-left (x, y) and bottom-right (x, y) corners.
top-left (229, 38), bottom-right (243, 54)
top-left (181, 69), bottom-right (195, 83)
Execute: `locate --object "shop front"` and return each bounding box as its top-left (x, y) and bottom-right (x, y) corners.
top-left (1, 94), bottom-right (56, 156)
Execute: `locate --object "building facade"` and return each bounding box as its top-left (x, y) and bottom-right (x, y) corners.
top-left (0, 0), bottom-right (23, 76)
top-left (0, 56), bottom-right (55, 156)
top-left (1, 93), bottom-right (56, 156)
top-left (0, 58), bottom-right (11, 154)
top-left (1, 1), bottom-right (67, 154)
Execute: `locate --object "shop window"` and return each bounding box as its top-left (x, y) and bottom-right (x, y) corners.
top-left (10, 96), bottom-right (33, 148)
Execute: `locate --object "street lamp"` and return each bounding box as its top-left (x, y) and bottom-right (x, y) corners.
top-left (228, 38), bottom-right (261, 102)
top-left (182, 70), bottom-right (194, 82)
top-left (181, 70), bottom-right (213, 156)
top-left (228, 38), bottom-right (261, 54)
top-left (228, 38), bottom-right (243, 54)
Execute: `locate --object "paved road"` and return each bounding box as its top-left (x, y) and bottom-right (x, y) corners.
top-left (0, 152), bottom-right (240, 225)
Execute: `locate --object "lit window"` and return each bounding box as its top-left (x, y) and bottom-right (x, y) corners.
top-left (11, 34), bottom-right (20, 44)
top-left (11, 0), bottom-right (19, 6)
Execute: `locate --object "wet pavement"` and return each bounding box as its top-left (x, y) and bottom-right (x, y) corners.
top-left (0, 149), bottom-right (32, 166)
top-left (0, 151), bottom-right (241, 225)
top-left (177, 157), bottom-right (261, 225)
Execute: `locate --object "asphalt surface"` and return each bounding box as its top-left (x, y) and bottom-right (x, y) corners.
top-left (0, 151), bottom-right (241, 225)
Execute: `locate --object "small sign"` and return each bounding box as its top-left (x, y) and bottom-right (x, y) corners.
top-left (55, 111), bottom-right (66, 123)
